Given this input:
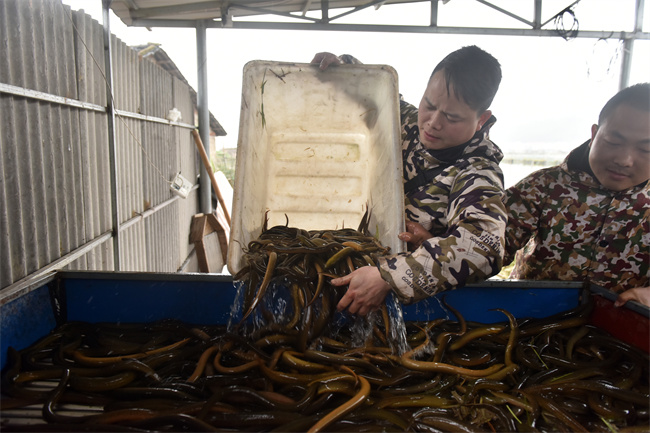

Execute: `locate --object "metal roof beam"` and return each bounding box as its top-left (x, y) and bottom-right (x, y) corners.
top-left (130, 1), bottom-right (219, 19)
top-left (126, 18), bottom-right (650, 40)
top-left (329, 0), bottom-right (390, 22)
top-left (541, 0), bottom-right (581, 28)
top-left (122, 0), bottom-right (139, 9)
top-left (301, 0), bottom-right (313, 16)
top-left (473, 0), bottom-right (533, 27)
top-left (230, 5), bottom-right (320, 22)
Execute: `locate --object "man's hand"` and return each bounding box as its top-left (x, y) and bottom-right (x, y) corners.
top-left (330, 266), bottom-right (392, 316)
top-left (311, 52), bottom-right (341, 70)
top-left (399, 221), bottom-right (433, 250)
top-left (614, 286), bottom-right (650, 308)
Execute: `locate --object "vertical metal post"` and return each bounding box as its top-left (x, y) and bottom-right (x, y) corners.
top-left (620, 0), bottom-right (644, 90)
top-left (533, 0), bottom-right (542, 29)
top-left (102, 0), bottom-right (121, 270)
top-left (619, 37), bottom-right (633, 90)
top-left (196, 20), bottom-right (212, 214)
top-left (430, 0), bottom-right (438, 27)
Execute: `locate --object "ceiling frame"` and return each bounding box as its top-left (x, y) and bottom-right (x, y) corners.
top-left (104, 0), bottom-right (648, 214)
top-left (110, 0), bottom-right (648, 39)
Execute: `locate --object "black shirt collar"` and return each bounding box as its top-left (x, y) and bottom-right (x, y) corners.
top-left (426, 115), bottom-right (497, 163)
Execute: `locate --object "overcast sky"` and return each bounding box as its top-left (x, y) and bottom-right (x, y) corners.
top-left (62, 0), bottom-right (649, 170)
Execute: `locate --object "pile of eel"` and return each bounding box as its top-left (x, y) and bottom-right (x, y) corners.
top-left (231, 213), bottom-right (401, 352)
top-left (1, 218), bottom-right (649, 432)
top-left (2, 301), bottom-right (648, 432)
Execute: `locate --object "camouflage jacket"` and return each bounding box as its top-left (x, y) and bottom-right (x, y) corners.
top-left (503, 140), bottom-right (650, 293)
top-left (377, 100), bottom-right (507, 304)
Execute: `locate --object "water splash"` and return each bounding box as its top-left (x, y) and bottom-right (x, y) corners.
top-left (228, 277), bottom-right (411, 356)
top-left (229, 277), bottom-right (295, 338)
top-left (385, 291), bottom-right (409, 355)
top-left (226, 280), bottom-right (246, 332)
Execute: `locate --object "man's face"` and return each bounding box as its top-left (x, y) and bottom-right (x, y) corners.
top-left (589, 104), bottom-right (650, 191)
top-left (417, 71), bottom-right (492, 150)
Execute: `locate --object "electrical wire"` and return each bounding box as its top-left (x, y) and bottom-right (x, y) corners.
top-left (60, 2), bottom-right (172, 185)
top-left (553, 6), bottom-right (580, 41)
top-left (587, 35), bottom-right (622, 81)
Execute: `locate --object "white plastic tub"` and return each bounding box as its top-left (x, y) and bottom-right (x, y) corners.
top-left (228, 60), bottom-right (405, 274)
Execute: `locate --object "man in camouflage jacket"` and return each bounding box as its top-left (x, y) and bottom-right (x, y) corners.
top-left (504, 83), bottom-right (650, 307)
top-left (314, 46), bottom-right (507, 315)
top-left (375, 99), bottom-right (506, 304)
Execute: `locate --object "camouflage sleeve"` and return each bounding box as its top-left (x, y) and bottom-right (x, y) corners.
top-left (400, 99), bottom-right (418, 130)
top-left (377, 161), bottom-right (507, 304)
top-left (502, 170), bottom-right (547, 265)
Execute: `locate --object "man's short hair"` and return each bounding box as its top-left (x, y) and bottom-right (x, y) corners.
top-left (598, 82), bottom-right (650, 125)
top-left (432, 45), bottom-right (502, 114)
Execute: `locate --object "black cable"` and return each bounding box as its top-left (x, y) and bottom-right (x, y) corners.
top-left (554, 7), bottom-right (579, 40)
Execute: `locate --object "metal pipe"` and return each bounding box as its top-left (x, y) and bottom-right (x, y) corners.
top-left (620, 0), bottom-right (645, 90)
top-left (533, 0), bottom-right (542, 29)
top-left (223, 22), bottom-right (646, 39)
top-left (0, 83), bottom-right (194, 129)
top-left (196, 20), bottom-right (211, 214)
top-left (102, 0), bottom-right (121, 271)
top-left (634, 0), bottom-right (645, 31)
top-left (230, 5), bottom-right (319, 22)
top-left (430, 0), bottom-right (438, 27)
top-left (0, 83), bottom-right (105, 111)
top-left (130, 19), bottom-right (650, 39)
top-left (540, 0), bottom-right (582, 28)
top-left (114, 109), bottom-right (196, 129)
top-left (619, 37), bottom-right (633, 90)
top-left (328, 0), bottom-right (388, 22)
top-left (474, 0), bottom-right (532, 27)
top-left (120, 184), bottom-right (199, 231)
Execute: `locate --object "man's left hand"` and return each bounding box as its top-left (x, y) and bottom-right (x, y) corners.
top-left (399, 221), bottom-right (432, 250)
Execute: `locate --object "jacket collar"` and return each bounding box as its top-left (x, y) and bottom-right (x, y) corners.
top-left (419, 115), bottom-right (503, 166)
top-left (563, 139), bottom-right (650, 194)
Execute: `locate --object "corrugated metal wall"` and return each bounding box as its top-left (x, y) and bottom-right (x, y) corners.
top-left (0, 0), bottom-right (203, 289)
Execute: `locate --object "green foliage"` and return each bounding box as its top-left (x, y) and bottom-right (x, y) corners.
top-left (211, 150), bottom-right (236, 186)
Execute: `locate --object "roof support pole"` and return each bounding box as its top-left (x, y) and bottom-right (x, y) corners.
top-left (102, 0), bottom-right (121, 270)
top-left (619, 36), bottom-right (633, 90)
top-left (533, 0), bottom-right (542, 29)
top-left (620, 0), bottom-right (645, 90)
top-left (196, 20), bottom-right (212, 214)
top-left (430, 0), bottom-right (438, 27)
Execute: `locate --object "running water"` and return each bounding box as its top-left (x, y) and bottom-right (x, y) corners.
top-left (226, 280), bottom-right (246, 332)
top-left (228, 277), bottom-right (293, 336)
top-left (385, 291), bottom-right (410, 355)
top-left (229, 275), bottom-right (411, 355)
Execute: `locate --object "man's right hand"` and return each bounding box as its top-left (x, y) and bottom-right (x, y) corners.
top-left (615, 286), bottom-right (650, 308)
top-left (311, 52), bottom-right (341, 70)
